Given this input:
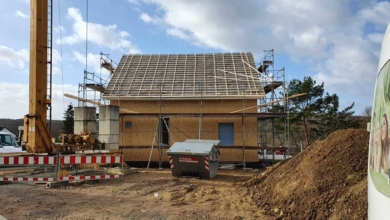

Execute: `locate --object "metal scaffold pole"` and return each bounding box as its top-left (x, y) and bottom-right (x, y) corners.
top-left (158, 83), bottom-right (163, 169)
top-left (241, 83), bottom-right (247, 171)
top-left (199, 83), bottom-right (203, 140)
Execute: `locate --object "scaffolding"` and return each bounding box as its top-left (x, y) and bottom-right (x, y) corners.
top-left (257, 49), bottom-right (288, 149)
top-left (77, 52), bottom-right (117, 108)
top-left (70, 52), bottom-right (289, 166)
top-left (115, 91), bottom-right (287, 166)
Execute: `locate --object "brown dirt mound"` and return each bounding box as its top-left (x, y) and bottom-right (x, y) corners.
top-left (245, 128), bottom-right (369, 220)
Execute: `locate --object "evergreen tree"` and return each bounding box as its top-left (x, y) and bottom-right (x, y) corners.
top-left (287, 77), bottom-right (324, 145)
top-left (313, 93), bottom-right (359, 139)
top-left (62, 103), bottom-right (74, 134)
top-left (268, 76), bottom-right (361, 146)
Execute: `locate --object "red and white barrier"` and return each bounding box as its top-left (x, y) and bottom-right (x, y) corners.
top-left (0, 175), bottom-right (123, 182)
top-left (0, 154), bottom-right (124, 182)
top-left (0, 177), bottom-right (56, 182)
top-left (205, 157), bottom-right (209, 171)
top-left (60, 155), bottom-right (122, 164)
top-left (168, 156), bottom-right (174, 170)
top-left (0, 156), bottom-right (57, 165)
top-left (59, 175), bottom-right (122, 181)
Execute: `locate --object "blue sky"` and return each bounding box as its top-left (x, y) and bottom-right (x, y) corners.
top-left (0, 0), bottom-right (389, 119)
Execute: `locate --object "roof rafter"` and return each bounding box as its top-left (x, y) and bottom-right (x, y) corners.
top-left (102, 52), bottom-right (266, 100)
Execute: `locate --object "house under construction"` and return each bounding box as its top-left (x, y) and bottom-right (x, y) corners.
top-left (91, 51), bottom-right (287, 164)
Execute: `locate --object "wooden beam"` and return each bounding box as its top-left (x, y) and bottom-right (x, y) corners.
top-left (230, 93), bottom-right (307, 113)
top-left (64, 93), bottom-right (138, 113)
top-left (120, 109), bottom-right (138, 113)
top-left (64, 94), bottom-right (103, 106)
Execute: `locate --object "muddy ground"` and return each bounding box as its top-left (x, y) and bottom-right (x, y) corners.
top-left (0, 169), bottom-right (269, 220)
top-left (0, 129), bottom-right (369, 220)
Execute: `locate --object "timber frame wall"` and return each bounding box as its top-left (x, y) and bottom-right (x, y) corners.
top-left (112, 99), bottom-right (285, 164)
top-left (93, 52), bottom-right (289, 164)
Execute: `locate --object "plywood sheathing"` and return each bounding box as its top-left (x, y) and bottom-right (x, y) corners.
top-left (122, 148), bottom-right (258, 162)
top-left (118, 99), bottom-right (259, 162)
top-left (113, 99), bottom-right (257, 114)
top-left (122, 148), bottom-right (168, 162)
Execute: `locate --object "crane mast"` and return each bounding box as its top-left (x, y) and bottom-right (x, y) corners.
top-left (23, 0), bottom-right (55, 154)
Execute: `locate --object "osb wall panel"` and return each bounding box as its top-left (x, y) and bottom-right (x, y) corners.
top-left (219, 149), bottom-right (258, 162)
top-left (122, 148), bottom-right (257, 162)
top-left (112, 99), bottom-right (257, 114)
top-left (123, 148), bottom-right (169, 162)
top-left (119, 118), bottom-right (158, 146)
top-left (169, 118), bottom-right (202, 143)
top-left (170, 117), bottom-right (257, 146)
top-left (119, 117), bottom-right (258, 147)
top-left (115, 99), bottom-right (259, 162)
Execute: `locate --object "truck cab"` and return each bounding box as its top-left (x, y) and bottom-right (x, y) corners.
top-left (0, 132), bottom-right (24, 153)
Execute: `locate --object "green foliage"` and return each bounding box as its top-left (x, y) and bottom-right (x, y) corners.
top-left (271, 76), bottom-right (359, 146)
top-left (288, 76), bottom-right (324, 118)
top-left (313, 93), bottom-right (359, 139)
top-left (287, 77), bottom-right (324, 145)
top-left (62, 103), bottom-right (74, 134)
top-left (312, 93), bottom-right (339, 139)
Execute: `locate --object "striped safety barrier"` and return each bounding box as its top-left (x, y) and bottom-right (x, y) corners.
top-left (205, 157), bottom-right (209, 171)
top-left (59, 175), bottom-right (122, 181)
top-left (0, 175), bottom-right (123, 182)
top-left (168, 156), bottom-right (174, 170)
top-left (0, 177), bottom-right (56, 182)
top-left (0, 154), bottom-right (124, 182)
top-left (60, 155), bottom-right (122, 164)
top-left (0, 156), bottom-right (57, 165)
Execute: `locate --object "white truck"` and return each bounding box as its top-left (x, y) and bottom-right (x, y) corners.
top-left (0, 131), bottom-right (24, 153)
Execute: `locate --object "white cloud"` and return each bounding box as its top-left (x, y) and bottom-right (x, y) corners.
top-left (15, 10), bottom-right (28, 19)
top-left (166, 28), bottom-right (190, 41)
top-left (311, 1), bottom-right (389, 98)
top-left (0, 46), bottom-right (62, 74)
top-left (0, 46), bottom-right (29, 69)
top-left (54, 26), bottom-right (66, 34)
top-left (52, 84), bottom-right (79, 119)
top-left (359, 1), bottom-right (390, 26)
top-left (140, 13), bottom-right (154, 23)
top-left (52, 49), bottom-right (61, 64)
top-left (52, 66), bottom-right (61, 75)
top-left (139, 0), bottom-right (371, 57)
top-left (313, 35), bottom-right (378, 106)
top-left (0, 83), bottom-right (78, 120)
top-left (73, 51), bottom-right (110, 76)
top-left (138, 0), bottom-right (389, 112)
top-left (288, 26), bottom-right (328, 59)
top-left (0, 83), bottom-right (28, 119)
top-left (119, 31), bottom-right (130, 38)
top-left (367, 33), bottom-right (384, 44)
top-left (61, 7), bottom-right (141, 53)
top-left (128, 0), bottom-right (140, 5)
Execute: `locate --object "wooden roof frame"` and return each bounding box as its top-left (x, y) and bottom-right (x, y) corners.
top-left (102, 52), bottom-right (266, 100)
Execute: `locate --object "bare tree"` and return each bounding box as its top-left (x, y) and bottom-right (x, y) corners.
top-left (362, 106), bottom-right (372, 117)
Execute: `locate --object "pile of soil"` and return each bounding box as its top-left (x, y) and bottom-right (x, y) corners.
top-left (245, 129), bottom-right (369, 219)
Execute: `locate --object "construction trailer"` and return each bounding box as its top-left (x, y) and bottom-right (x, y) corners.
top-left (100, 52), bottom-right (287, 165)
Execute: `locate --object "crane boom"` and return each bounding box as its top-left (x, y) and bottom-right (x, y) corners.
top-left (23, 0), bottom-right (56, 154)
